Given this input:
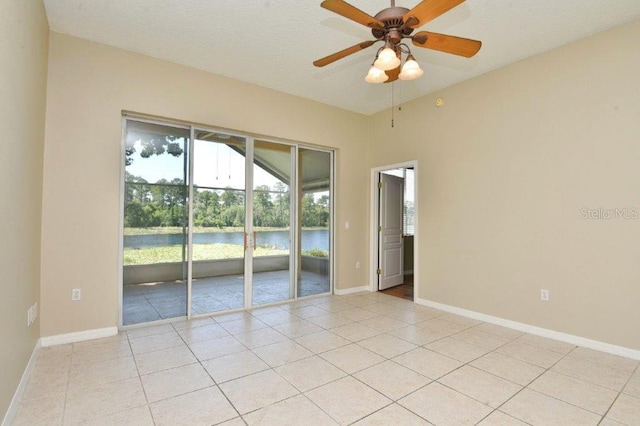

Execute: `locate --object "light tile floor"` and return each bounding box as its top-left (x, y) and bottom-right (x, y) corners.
top-left (13, 292), bottom-right (640, 425)
top-left (123, 270), bottom-right (330, 325)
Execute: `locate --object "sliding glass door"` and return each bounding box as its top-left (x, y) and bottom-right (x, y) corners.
top-left (122, 121), bottom-right (190, 325)
top-left (121, 118), bottom-right (333, 326)
top-left (298, 148), bottom-right (332, 297)
top-left (191, 131), bottom-right (247, 314)
top-left (251, 140), bottom-right (295, 305)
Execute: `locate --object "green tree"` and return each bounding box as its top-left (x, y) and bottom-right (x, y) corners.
top-left (125, 134), bottom-right (184, 166)
top-left (221, 187), bottom-right (242, 207)
top-left (253, 185), bottom-right (274, 227)
top-left (124, 200), bottom-right (146, 227)
top-left (124, 172), bottom-right (151, 204)
top-left (301, 192), bottom-right (330, 227)
top-left (273, 182), bottom-right (290, 227)
top-left (301, 193), bottom-right (317, 227)
top-left (194, 189), bottom-right (225, 227)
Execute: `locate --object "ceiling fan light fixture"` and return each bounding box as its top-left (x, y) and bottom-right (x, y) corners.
top-left (313, 0), bottom-right (482, 86)
top-left (374, 46), bottom-right (401, 71)
top-left (365, 65), bottom-right (389, 83)
top-left (398, 55), bottom-right (424, 80)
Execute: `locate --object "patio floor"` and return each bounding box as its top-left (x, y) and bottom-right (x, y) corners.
top-left (123, 270), bottom-right (330, 325)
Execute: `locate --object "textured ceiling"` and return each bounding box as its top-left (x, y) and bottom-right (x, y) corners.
top-left (44, 0), bottom-right (640, 115)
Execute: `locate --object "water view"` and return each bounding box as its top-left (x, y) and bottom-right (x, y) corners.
top-left (125, 229), bottom-right (329, 252)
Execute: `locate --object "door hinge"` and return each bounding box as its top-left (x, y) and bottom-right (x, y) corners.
top-left (378, 226), bottom-right (382, 232)
top-left (376, 268), bottom-right (381, 275)
top-left (378, 182), bottom-right (383, 189)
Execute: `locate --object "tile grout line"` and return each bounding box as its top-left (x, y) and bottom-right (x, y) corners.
top-left (174, 317), bottom-right (247, 423)
top-left (597, 362), bottom-right (640, 425)
top-left (228, 294), bottom-right (620, 424)
top-left (473, 344), bottom-right (589, 425)
top-left (232, 309), bottom-right (333, 422)
top-left (401, 334), bottom-right (519, 424)
top-left (60, 345), bottom-right (73, 425)
top-left (210, 307), bottom-right (331, 420)
top-left (532, 345), bottom-right (638, 418)
top-left (126, 326), bottom-right (158, 426)
top-left (272, 318), bottom-right (407, 424)
top-left (219, 298), bottom-right (401, 423)
top-left (262, 296), bottom-right (616, 421)
top-left (45, 293), bottom-right (639, 425)
top-left (301, 299), bottom-right (513, 423)
top-left (331, 318), bottom-right (512, 423)
top-left (351, 312), bottom-right (579, 424)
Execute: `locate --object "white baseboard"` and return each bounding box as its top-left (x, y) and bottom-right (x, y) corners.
top-left (2, 339), bottom-right (41, 426)
top-left (40, 327), bottom-right (119, 347)
top-left (335, 285), bottom-right (370, 295)
top-left (416, 297), bottom-right (640, 361)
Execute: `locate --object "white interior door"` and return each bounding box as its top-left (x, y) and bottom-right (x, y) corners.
top-left (378, 173), bottom-right (404, 290)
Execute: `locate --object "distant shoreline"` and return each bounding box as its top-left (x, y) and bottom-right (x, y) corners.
top-left (124, 226), bottom-right (328, 236)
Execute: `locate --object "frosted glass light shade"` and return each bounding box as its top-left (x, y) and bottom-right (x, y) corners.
top-left (373, 47), bottom-right (401, 71)
top-left (398, 57), bottom-right (424, 80)
top-left (365, 66), bottom-right (388, 83)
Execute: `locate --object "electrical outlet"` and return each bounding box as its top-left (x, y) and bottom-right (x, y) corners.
top-left (27, 302), bottom-right (38, 326)
top-left (541, 289), bottom-right (549, 301)
top-left (72, 288), bottom-right (81, 301)
top-left (356, 261), bottom-right (361, 270)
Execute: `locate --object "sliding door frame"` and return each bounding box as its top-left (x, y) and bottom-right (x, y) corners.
top-left (186, 127), bottom-right (195, 319)
top-left (118, 116), bottom-right (193, 328)
top-left (244, 136), bottom-right (255, 308)
top-left (119, 115), bottom-right (335, 328)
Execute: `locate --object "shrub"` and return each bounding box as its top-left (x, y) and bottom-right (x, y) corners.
top-left (302, 248), bottom-right (329, 258)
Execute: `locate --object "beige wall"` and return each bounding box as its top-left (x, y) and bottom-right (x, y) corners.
top-left (40, 15), bottom-right (640, 352)
top-left (369, 19), bottom-right (640, 350)
top-left (41, 33), bottom-right (370, 336)
top-left (0, 0), bottom-right (49, 417)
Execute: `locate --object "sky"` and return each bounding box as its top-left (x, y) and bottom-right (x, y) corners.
top-left (126, 138), bottom-right (283, 190)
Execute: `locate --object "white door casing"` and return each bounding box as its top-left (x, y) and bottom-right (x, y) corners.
top-left (378, 173), bottom-right (404, 290)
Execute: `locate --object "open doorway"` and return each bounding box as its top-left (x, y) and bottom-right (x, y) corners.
top-left (370, 162), bottom-right (417, 301)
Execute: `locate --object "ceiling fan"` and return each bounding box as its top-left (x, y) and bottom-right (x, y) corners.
top-left (313, 0), bottom-right (482, 83)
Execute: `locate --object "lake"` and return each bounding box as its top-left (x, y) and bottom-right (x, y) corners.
top-left (125, 229), bottom-right (329, 251)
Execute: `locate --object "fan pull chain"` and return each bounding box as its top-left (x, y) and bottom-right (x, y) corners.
top-left (390, 82), bottom-right (404, 128)
top-left (216, 143), bottom-right (220, 180)
top-left (391, 82), bottom-right (395, 128)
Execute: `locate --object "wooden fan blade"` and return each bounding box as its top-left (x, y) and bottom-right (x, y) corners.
top-left (313, 40), bottom-right (375, 67)
top-left (321, 0), bottom-right (384, 29)
top-left (403, 0), bottom-right (465, 29)
top-left (384, 65), bottom-right (401, 83)
top-left (412, 31), bottom-right (481, 57)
